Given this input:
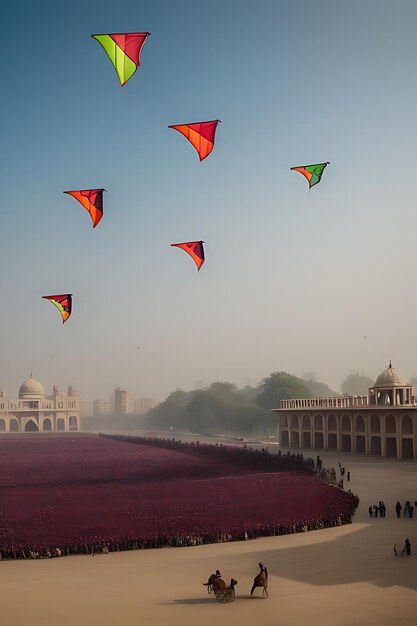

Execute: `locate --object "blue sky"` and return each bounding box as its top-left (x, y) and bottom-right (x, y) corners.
top-left (1, 0), bottom-right (417, 402)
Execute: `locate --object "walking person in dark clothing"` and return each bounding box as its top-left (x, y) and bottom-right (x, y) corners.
top-left (368, 506), bottom-right (373, 518)
top-left (395, 502), bottom-right (402, 518)
top-left (401, 538), bottom-right (411, 556)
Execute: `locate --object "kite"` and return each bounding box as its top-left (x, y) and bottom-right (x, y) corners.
top-left (91, 32), bottom-right (150, 86)
top-left (42, 294), bottom-right (72, 324)
top-left (290, 162), bottom-right (330, 189)
top-left (171, 240), bottom-right (205, 270)
top-left (64, 189), bottom-right (105, 228)
top-left (168, 120), bottom-right (220, 161)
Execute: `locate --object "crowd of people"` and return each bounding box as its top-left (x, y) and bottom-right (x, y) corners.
top-left (368, 500), bottom-right (417, 518)
top-left (0, 436), bottom-right (359, 561)
top-left (99, 433), bottom-right (319, 474)
top-left (0, 507), bottom-right (359, 561)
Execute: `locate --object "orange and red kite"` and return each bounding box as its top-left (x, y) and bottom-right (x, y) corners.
top-left (42, 294), bottom-right (72, 324)
top-left (168, 120), bottom-right (220, 161)
top-left (171, 241), bottom-right (205, 270)
top-left (64, 189), bottom-right (105, 228)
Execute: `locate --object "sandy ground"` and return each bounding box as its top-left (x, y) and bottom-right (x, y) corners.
top-left (1, 447), bottom-right (417, 626)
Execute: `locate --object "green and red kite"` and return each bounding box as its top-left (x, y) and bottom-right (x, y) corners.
top-left (168, 120), bottom-right (220, 161)
top-left (64, 189), bottom-right (105, 228)
top-left (42, 294), bottom-right (72, 324)
top-left (91, 32), bottom-right (150, 86)
top-left (291, 162), bottom-right (330, 189)
top-left (171, 241), bottom-right (205, 271)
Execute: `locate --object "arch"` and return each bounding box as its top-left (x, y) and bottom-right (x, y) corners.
top-left (327, 433), bottom-right (337, 450)
top-left (356, 416), bottom-right (365, 433)
top-left (292, 431), bottom-right (300, 447)
top-left (341, 415), bottom-right (351, 432)
top-left (302, 414), bottom-right (311, 430)
top-left (43, 418), bottom-right (52, 431)
top-left (0, 419), bottom-right (5, 431)
top-left (302, 431), bottom-right (311, 448)
top-left (291, 415), bottom-right (299, 430)
top-left (328, 415), bottom-right (337, 431)
top-left (314, 414), bottom-right (323, 430)
top-left (385, 414), bottom-right (397, 434)
top-left (57, 418), bottom-right (65, 431)
top-left (386, 437), bottom-right (397, 457)
top-left (401, 415), bottom-right (413, 435)
top-left (401, 439), bottom-right (414, 460)
top-left (314, 432), bottom-right (324, 449)
top-left (370, 415), bottom-right (380, 433)
top-left (356, 435), bottom-right (366, 453)
top-left (69, 416), bottom-right (78, 431)
top-left (370, 436), bottom-right (381, 456)
top-left (9, 418), bottom-right (19, 432)
top-left (341, 434), bottom-right (351, 452)
top-left (281, 431), bottom-right (289, 447)
top-left (25, 419), bottom-right (38, 432)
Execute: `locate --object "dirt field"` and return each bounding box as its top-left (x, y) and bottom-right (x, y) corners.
top-left (1, 445), bottom-right (416, 626)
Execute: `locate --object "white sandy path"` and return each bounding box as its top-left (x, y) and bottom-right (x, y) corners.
top-left (1, 448), bottom-right (417, 626)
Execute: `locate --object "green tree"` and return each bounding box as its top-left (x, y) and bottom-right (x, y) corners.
top-left (409, 374), bottom-right (417, 388)
top-left (340, 373), bottom-right (374, 396)
top-left (256, 372), bottom-right (312, 409)
top-left (303, 379), bottom-right (339, 397)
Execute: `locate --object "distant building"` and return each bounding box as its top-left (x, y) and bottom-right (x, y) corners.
top-left (133, 397), bottom-right (157, 414)
top-left (275, 363), bottom-right (417, 460)
top-left (0, 376), bottom-right (80, 432)
top-left (93, 399), bottom-right (111, 416)
top-left (114, 387), bottom-right (129, 417)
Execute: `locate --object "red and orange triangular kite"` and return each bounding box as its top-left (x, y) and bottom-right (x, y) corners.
top-left (168, 120), bottom-right (220, 161)
top-left (171, 240), bottom-right (205, 271)
top-left (64, 189), bottom-right (105, 228)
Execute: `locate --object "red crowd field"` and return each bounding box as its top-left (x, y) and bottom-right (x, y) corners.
top-left (0, 435), bottom-right (357, 552)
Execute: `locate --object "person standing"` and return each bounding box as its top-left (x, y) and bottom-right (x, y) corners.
top-left (395, 502), bottom-right (402, 518)
top-left (401, 538), bottom-right (411, 556)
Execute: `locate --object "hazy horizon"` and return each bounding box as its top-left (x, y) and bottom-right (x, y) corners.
top-left (2, 0), bottom-right (417, 403)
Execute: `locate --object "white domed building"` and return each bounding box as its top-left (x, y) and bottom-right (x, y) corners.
top-left (0, 376), bottom-right (79, 432)
top-left (276, 362), bottom-right (417, 460)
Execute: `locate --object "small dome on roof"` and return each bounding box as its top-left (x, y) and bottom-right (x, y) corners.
top-left (374, 363), bottom-right (409, 388)
top-left (19, 377), bottom-right (44, 398)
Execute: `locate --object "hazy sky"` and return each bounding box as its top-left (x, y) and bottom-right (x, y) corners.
top-left (2, 0), bottom-right (417, 402)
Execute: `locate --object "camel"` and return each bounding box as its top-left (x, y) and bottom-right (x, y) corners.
top-left (250, 562), bottom-right (268, 597)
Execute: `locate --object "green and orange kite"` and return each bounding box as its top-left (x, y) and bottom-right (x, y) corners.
top-left (291, 162), bottom-right (330, 189)
top-left (92, 32), bottom-right (150, 86)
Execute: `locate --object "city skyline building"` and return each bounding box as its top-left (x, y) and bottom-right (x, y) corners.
top-left (93, 399), bottom-right (111, 417)
top-left (114, 386), bottom-right (130, 417)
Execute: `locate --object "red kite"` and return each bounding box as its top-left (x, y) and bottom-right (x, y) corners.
top-left (171, 241), bottom-right (205, 270)
top-left (64, 189), bottom-right (105, 228)
top-left (42, 294), bottom-right (72, 324)
top-left (168, 120), bottom-right (220, 161)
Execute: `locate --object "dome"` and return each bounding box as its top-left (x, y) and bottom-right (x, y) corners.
top-left (19, 377), bottom-right (44, 398)
top-left (374, 364), bottom-right (409, 388)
